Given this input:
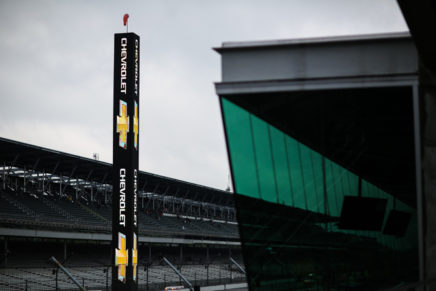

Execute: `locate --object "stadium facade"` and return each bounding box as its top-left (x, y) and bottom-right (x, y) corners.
top-left (215, 33), bottom-right (422, 290)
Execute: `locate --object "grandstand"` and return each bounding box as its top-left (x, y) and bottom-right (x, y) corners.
top-left (0, 137), bottom-right (245, 290)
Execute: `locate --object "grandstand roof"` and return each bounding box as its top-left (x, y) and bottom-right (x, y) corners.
top-left (0, 137), bottom-right (234, 207)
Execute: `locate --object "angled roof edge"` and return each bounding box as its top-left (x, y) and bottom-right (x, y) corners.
top-left (214, 31), bottom-right (411, 52)
top-left (0, 136), bottom-right (232, 197)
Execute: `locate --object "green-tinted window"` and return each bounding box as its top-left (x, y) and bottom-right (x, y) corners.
top-left (286, 137), bottom-right (305, 209)
top-left (311, 150), bottom-right (325, 214)
top-left (221, 98), bottom-right (260, 198)
top-left (269, 126), bottom-right (293, 206)
top-left (300, 143), bottom-right (317, 212)
top-left (325, 159), bottom-right (340, 217)
top-left (251, 115), bottom-right (277, 203)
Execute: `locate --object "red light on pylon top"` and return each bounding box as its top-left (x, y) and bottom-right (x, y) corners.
top-left (123, 14), bottom-right (129, 26)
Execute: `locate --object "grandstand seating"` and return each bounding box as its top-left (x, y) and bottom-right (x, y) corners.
top-left (0, 194), bottom-right (27, 220)
top-left (1, 240), bottom-right (245, 291)
top-left (0, 138), bottom-right (244, 290)
top-left (0, 189), bottom-right (239, 240)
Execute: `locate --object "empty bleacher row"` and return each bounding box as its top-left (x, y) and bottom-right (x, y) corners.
top-left (0, 188), bottom-right (239, 240)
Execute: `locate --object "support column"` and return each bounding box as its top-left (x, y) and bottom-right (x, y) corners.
top-left (4, 238), bottom-right (8, 267)
top-left (148, 245), bottom-right (151, 263)
top-left (112, 31), bottom-right (140, 291)
top-left (206, 246), bottom-right (209, 263)
top-left (179, 245), bottom-right (183, 264)
top-left (64, 241), bottom-right (67, 261)
top-left (42, 171), bottom-right (45, 194)
top-left (421, 84), bottom-right (436, 288)
top-left (3, 162), bottom-right (6, 190)
top-left (9, 165), bottom-right (13, 189)
top-left (23, 167), bottom-right (26, 193)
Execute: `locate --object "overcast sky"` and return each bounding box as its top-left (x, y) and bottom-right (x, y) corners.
top-left (0, 0), bottom-right (408, 191)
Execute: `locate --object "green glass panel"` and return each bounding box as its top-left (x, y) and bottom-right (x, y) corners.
top-left (345, 171), bottom-right (358, 197)
top-left (300, 143), bottom-right (316, 211)
top-left (361, 180), bottom-right (370, 197)
top-left (311, 150), bottom-right (325, 214)
top-left (251, 115), bottom-right (277, 203)
top-left (221, 99), bottom-right (260, 198)
top-left (286, 137), bottom-right (305, 209)
top-left (269, 126), bottom-right (293, 206)
top-left (325, 159), bottom-right (340, 217)
top-left (332, 161), bottom-right (345, 215)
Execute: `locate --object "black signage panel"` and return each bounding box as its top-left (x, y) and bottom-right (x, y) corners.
top-left (112, 32), bottom-right (139, 290)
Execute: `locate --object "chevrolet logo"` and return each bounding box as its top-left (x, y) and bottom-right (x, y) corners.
top-left (134, 101), bottom-right (138, 150)
top-left (115, 232), bottom-right (128, 282)
top-left (132, 233), bottom-right (138, 281)
top-left (117, 100), bottom-right (129, 149)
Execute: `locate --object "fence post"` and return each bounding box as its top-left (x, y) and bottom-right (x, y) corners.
top-left (230, 264), bottom-right (232, 283)
top-left (106, 266), bottom-right (109, 291)
top-left (82, 278), bottom-right (85, 289)
top-left (206, 265), bottom-right (209, 285)
top-left (194, 272), bottom-right (196, 286)
top-left (146, 266), bottom-right (149, 291)
top-left (55, 269), bottom-right (58, 291)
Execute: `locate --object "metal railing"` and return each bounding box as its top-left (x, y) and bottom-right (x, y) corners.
top-left (0, 261), bottom-right (246, 290)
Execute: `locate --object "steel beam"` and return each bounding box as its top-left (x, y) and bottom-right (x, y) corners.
top-left (50, 256), bottom-right (86, 291)
top-left (162, 257), bottom-right (193, 290)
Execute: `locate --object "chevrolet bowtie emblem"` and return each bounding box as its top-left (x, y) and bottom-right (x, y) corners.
top-left (115, 232), bottom-right (128, 282)
top-left (134, 101), bottom-right (138, 150)
top-left (133, 233), bottom-right (138, 281)
top-left (117, 100), bottom-right (130, 149)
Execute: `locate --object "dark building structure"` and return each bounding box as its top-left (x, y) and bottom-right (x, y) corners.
top-left (215, 33), bottom-right (422, 290)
